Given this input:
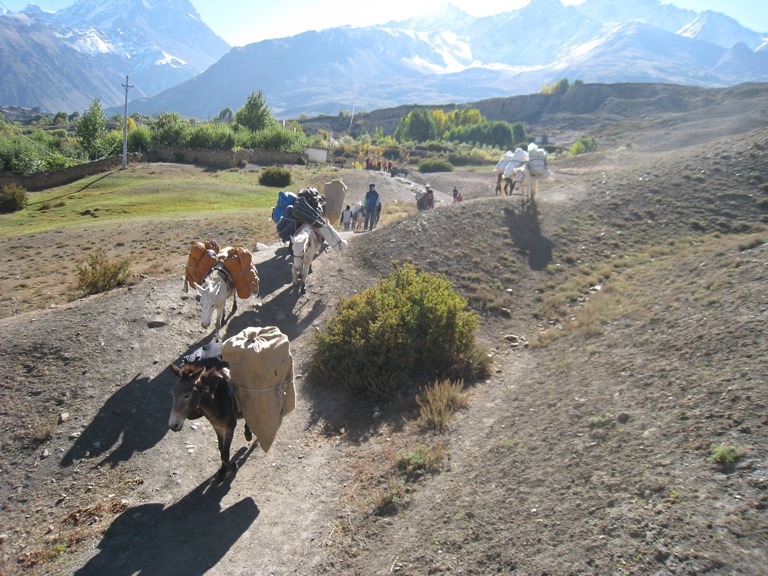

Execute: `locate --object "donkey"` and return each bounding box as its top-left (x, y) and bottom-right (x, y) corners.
top-left (290, 223), bottom-right (322, 294)
top-left (193, 265), bottom-right (236, 342)
top-left (168, 362), bottom-right (253, 479)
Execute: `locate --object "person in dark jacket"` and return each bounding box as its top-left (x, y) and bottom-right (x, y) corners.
top-left (364, 184), bottom-right (381, 230)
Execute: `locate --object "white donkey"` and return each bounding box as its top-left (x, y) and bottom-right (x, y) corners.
top-left (290, 220), bottom-right (347, 294)
top-left (192, 249), bottom-right (237, 341)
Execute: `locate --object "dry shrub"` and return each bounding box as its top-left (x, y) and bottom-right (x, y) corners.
top-left (0, 183), bottom-right (28, 213)
top-left (416, 379), bottom-right (468, 432)
top-left (76, 248), bottom-right (131, 296)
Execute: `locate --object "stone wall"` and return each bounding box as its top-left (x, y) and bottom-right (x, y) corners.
top-left (144, 147), bottom-right (305, 168)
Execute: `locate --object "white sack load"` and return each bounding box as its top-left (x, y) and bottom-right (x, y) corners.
top-left (317, 220), bottom-right (348, 252)
top-left (502, 147), bottom-right (529, 179)
top-left (323, 178), bottom-right (347, 225)
top-left (495, 150), bottom-right (515, 173)
top-left (527, 143), bottom-right (549, 177)
top-left (222, 326), bottom-right (295, 453)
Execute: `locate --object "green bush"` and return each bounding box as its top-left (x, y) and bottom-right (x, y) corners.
top-left (0, 183), bottom-right (28, 212)
top-left (76, 248), bottom-right (131, 296)
top-left (706, 444), bottom-right (741, 470)
top-left (309, 261), bottom-right (490, 401)
top-left (569, 135), bottom-right (597, 156)
top-left (258, 166), bottom-right (292, 187)
top-left (417, 158), bottom-right (454, 173)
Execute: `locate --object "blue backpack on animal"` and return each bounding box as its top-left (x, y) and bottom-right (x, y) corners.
top-left (272, 191), bottom-right (297, 224)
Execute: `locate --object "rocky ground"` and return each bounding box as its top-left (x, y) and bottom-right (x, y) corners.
top-left (0, 100), bottom-right (766, 576)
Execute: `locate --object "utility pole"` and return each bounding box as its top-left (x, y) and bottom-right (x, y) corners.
top-left (121, 75), bottom-right (134, 170)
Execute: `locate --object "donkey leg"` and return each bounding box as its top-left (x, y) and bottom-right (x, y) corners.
top-left (215, 427), bottom-right (237, 478)
top-left (243, 422), bottom-right (253, 442)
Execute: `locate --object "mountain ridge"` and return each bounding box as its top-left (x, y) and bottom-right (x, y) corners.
top-left (1, 0), bottom-right (766, 117)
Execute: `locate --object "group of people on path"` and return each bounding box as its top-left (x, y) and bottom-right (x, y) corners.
top-left (339, 181), bottom-right (463, 232)
top-left (339, 183), bottom-right (381, 232)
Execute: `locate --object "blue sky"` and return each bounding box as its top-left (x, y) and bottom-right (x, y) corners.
top-left (1, 0), bottom-right (766, 46)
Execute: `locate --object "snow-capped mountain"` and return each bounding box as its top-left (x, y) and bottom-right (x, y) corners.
top-left (0, 0), bottom-right (228, 112)
top-left (1, 0), bottom-right (766, 117)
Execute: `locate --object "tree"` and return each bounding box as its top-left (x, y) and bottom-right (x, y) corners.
top-left (395, 108), bottom-right (437, 143)
top-left (151, 112), bottom-right (189, 147)
top-left (216, 107), bottom-right (234, 124)
top-left (76, 99), bottom-right (107, 159)
top-left (235, 91), bottom-right (276, 132)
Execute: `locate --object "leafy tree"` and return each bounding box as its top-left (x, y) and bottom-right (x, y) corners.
top-left (127, 125), bottom-right (152, 152)
top-left (187, 123), bottom-right (236, 150)
top-left (76, 98), bottom-right (107, 159)
top-left (235, 90), bottom-right (276, 132)
top-left (395, 108), bottom-right (437, 142)
top-left (151, 112), bottom-right (190, 147)
top-left (53, 111), bottom-right (68, 125)
top-left (216, 107), bottom-right (234, 124)
top-left (447, 120), bottom-right (526, 148)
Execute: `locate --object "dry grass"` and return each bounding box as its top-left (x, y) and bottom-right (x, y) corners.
top-left (416, 379), bottom-right (468, 432)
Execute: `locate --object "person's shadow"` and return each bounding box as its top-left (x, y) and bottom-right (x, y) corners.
top-left (61, 371), bottom-right (172, 468)
top-left (74, 471), bottom-right (259, 575)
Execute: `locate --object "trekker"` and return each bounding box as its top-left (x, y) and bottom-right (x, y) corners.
top-left (453, 186), bottom-right (459, 203)
top-left (364, 184), bottom-right (380, 230)
top-left (340, 205), bottom-right (353, 231)
top-left (417, 184), bottom-right (435, 211)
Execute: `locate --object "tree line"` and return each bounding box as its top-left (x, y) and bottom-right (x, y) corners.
top-left (1, 86), bottom-right (564, 177)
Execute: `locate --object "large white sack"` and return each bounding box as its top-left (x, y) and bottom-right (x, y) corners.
top-left (222, 326), bottom-right (295, 453)
top-left (317, 221), bottom-right (348, 252)
top-left (323, 178), bottom-right (347, 225)
top-left (500, 148), bottom-right (529, 178)
top-left (494, 150), bottom-right (515, 173)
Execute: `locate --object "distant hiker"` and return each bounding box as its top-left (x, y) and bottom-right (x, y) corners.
top-left (452, 186), bottom-right (459, 203)
top-left (417, 184), bottom-right (435, 211)
top-left (364, 184), bottom-right (381, 231)
top-left (340, 205), bottom-right (353, 231)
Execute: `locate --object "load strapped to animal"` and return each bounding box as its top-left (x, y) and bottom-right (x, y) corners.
top-left (185, 241), bottom-right (260, 299)
top-left (322, 178), bottom-right (347, 225)
top-left (221, 326), bottom-right (296, 453)
top-left (496, 147), bottom-right (529, 179)
top-left (275, 187), bottom-right (325, 243)
top-left (526, 143), bottom-right (549, 177)
top-left (271, 190), bottom-right (297, 225)
top-left (185, 239), bottom-right (221, 285)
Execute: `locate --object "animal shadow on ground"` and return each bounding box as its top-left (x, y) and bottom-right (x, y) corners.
top-left (504, 199), bottom-right (553, 271)
top-left (73, 471), bottom-right (259, 576)
top-left (224, 284), bottom-right (327, 341)
top-left (61, 372), bottom-right (171, 468)
top-left (254, 245), bottom-right (294, 298)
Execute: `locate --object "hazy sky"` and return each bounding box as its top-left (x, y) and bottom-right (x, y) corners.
top-left (2, 0), bottom-right (766, 45)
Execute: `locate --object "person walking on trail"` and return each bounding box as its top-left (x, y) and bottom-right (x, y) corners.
top-left (453, 186), bottom-right (459, 203)
top-left (340, 205), bottom-right (353, 231)
top-left (417, 184), bottom-right (435, 211)
top-left (364, 184), bottom-right (380, 231)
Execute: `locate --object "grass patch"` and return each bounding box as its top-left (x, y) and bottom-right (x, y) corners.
top-left (0, 164), bottom-right (331, 236)
top-left (706, 444), bottom-right (742, 471)
top-left (371, 477), bottom-right (405, 517)
top-left (397, 444), bottom-right (447, 481)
